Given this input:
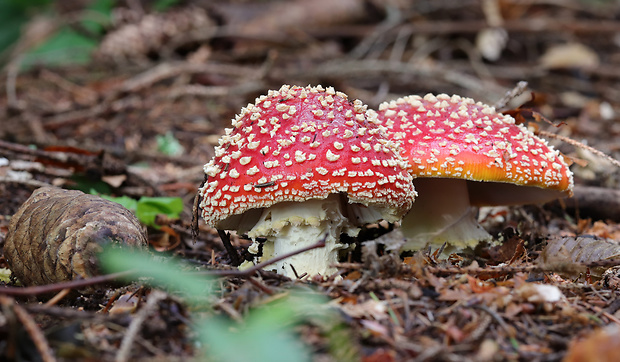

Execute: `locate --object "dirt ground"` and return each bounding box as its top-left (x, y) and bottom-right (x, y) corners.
top-left (2, 1), bottom-right (620, 361)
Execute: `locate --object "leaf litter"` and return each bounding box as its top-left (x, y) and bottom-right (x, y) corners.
top-left (2, 0), bottom-right (620, 361)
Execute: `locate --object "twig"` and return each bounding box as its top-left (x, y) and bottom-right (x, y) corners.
top-left (117, 62), bottom-right (260, 94)
top-left (191, 175), bottom-right (207, 244)
top-left (0, 295), bottom-right (57, 362)
top-left (493, 81), bottom-right (528, 110)
top-left (473, 304), bottom-right (515, 339)
top-left (43, 288), bottom-right (71, 307)
top-left (538, 130), bottom-right (620, 169)
top-left (0, 176), bottom-right (52, 189)
top-left (424, 264), bottom-right (541, 277)
top-left (217, 229), bottom-right (242, 267)
top-left (0, 270), bottom-right (136, 296)
top-left (1, 239), bottom-right (325, 296)
top-left (0, 139), bottom-right (127, 176)
top-left (198, 238), bottom-right (326, 277)
top-left (24, 303), bottom-right (129, 323)
top-left (247, 277), bottom-right (274, 295)
top-left (348, 5), bottom-right (402, 60)
top-left (115, 290), bottom-right (168, 362)
top-left (280, 59), bottom-right (506, 97)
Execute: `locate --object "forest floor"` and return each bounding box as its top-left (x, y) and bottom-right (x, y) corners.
top-left (2, 1), bottom-right (620, 361)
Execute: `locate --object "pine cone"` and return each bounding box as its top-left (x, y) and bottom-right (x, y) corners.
top-left (3, 187), bottom-right (148, 286)
top-left (95, 6), bottom-right (214, 63)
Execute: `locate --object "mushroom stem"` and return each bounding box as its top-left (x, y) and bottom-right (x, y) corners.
top-left (247, 194), bottom-right (357, 278)
top-left (400, 178), bottom-right (491, 253)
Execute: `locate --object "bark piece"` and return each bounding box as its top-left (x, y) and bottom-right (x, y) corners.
top-left (3, 187), bottom-right (147, 287)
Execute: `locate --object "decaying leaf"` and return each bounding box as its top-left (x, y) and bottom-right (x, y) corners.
top-left (539, 43), bottom-right (599, 70)
top-left (3, 187), bottom-right (147, 287)
top-left (538, 235), bottom-right (620, 279)
top-left (564, 326), bottom-right (620, 362)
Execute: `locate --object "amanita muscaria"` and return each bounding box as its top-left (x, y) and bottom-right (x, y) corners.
top-left (378, 93), bottom-right (574, 252)
top-left (199, 85), bottom-right (416, 277)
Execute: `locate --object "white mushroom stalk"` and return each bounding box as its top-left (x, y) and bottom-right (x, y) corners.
top-left (400, 178), bottom-right (491, 253)
top-left (246, 195), bottom-right (358, 277)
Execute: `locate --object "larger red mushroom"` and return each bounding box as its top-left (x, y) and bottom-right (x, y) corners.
top-left (378, 93), bottom-right (573, 252)
top-left (199, 85), bottom-right (416, 277)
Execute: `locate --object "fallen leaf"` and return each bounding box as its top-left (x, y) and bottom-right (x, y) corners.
top-left (564, 326), bottom-right (620, 362)
top-left (540, 43), bottom-right (599, 69)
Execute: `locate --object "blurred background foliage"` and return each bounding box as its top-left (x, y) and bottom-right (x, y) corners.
top-left (0, 0), bottom-right (178, 68)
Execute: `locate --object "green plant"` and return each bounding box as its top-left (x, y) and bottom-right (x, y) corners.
top-left (99, 248), bottom-right (352, 361)
top-left (0, 0), bottom-right (113, 68)
top-left (0, 0), bottom-right (51, 56)
top-left (156, 131), bottom-right (185, 156)
top-left (100, 194), bottom-right (183, 228)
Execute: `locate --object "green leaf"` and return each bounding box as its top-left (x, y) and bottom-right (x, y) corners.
top-left (100, 195), bottom-right (138, 212)
top-left (21, 27), bottom-right (97, 68)
top-left (198, 296), bottom-right (314, 362)
top-left (72, 174), bottom-right (112, 194)
top-left (0, 3), bottom-right (28, 55)
top-left (99, 247), bottom-right (211, 303)
top-left (136, 196), bottom-right (183, 227)
top-left (81, 0), bottom-right (113, 34)
top-left (153, 0), bottom-right (181, 12)
top-left (156, 131), bottom-right (185, 156)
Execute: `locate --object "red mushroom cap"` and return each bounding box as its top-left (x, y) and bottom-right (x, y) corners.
top-left (378, 93), bottom-right (573, 205)
top-left (199, 85), bottom-right (416, 229)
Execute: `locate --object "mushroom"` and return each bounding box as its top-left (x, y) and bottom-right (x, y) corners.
top-left (199, 85), bottom-right (416, 277)
top-left (377, 93), bottom-right (574, 253)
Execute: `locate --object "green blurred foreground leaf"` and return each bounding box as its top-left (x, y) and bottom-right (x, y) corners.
top-left (200, 314), bottom-right (311, 362)
top-left (98, 248), bottom-right (345, 362)
top-left (99, 247), bottom-right (208, 302)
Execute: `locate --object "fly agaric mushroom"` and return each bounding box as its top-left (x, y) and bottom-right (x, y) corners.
top-left (199, 85), bottom-right (416, 277)
top-left (378, 93), bottom-right (573, 252)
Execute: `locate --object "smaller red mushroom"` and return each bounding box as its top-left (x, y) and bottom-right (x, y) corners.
top-left (199, 85), bottom-right (416, 277)
top-left (378, 93), bottom-right (574, 253)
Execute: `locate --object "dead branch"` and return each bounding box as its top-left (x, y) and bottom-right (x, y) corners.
top-left (277, 59), bottom-right (506, 98)
top-left (493, 81), bottom-right (529, 110)
top-left (560, 185), bottom-right (620, 222)
top-left (0, 271), bottom-right (136, 296)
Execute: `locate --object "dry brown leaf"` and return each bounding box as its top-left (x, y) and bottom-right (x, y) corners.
top-left (583, 220), bottom-right (620, 240)
top-left (564, 326), bottom-right (620, 362)
top-left (538, 236), bottom-right (620, 279)
top-left (539, 43), bottom-right (599, 70)
top-left (3, 187), bottom-right (147, 287)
